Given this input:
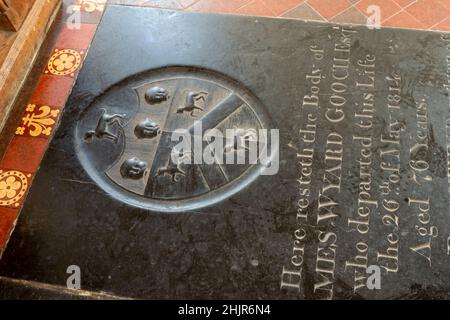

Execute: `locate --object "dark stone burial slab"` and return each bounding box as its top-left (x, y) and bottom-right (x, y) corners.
top-left (1, 5), bottom-right (450, 299)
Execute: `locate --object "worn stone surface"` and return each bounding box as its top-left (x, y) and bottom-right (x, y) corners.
top-left (1, 6), bottom-right (450, 299)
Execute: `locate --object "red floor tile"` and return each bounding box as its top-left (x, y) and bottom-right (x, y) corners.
top-left (0, 207), bottom-right (19, 254)
top-left (383, 10), bottom-right (425, 29)
top-left (355, 0), bottom-right (402, 21)
top-left (282, 2), bottom-right (325, 21)
top-left (331, 6), bottom-right (367, 25)
top-left (188, 0), bottom-right (229, 13)
top-left (437, 0), bottom-right (450, 12)
top-left (405, 0), bottom-right (450, 28)
top-left (29, 76), bottom-right (75, 107)
top-left (392, 0), bottom-right (417, 7)
top-left (307, 0), bottom-right (352, 20)
top-left (260, 0), bottom-right (304, 16)
top-left (55, 23), bottom-right (98, 50)
top-left (431, 16), bottom-right (450, 31)
top-left (218, 0), bottom-right (252, 11)
top-left (236, 0), bottom-right (276, 16)
top-left (1, 137), bottom-right (49, 173)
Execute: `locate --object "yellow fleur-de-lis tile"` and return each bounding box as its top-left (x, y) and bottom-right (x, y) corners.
top-left (16, 104), bottom-right (61, 138)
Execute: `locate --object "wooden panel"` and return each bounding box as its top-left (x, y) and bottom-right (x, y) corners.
top-left (0, 0), bottom-right (34, 31)
top-left (0, 30), bottom-right (15, 66)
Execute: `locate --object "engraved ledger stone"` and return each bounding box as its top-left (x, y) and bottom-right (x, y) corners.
top-left (1, 6), bottom-right (450, 299)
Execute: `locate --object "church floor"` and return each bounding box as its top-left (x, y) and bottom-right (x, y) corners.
top-left (0, 0), bottom-right (449, 299)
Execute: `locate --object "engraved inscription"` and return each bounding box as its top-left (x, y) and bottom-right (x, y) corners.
top-left (282, 26), bottom-right (450, 299)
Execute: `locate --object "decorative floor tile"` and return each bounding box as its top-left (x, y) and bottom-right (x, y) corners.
top-left (29, 76), bottom-right (75, 107)
top-left (55, 24), bottom-right (99, 50)
top-left (0, 169), bottom-right (33, 209)
top-left (0, 137), bottom-right (49, 173)
top-left (44, 48), bottom-right (85, 78)
top-left (0, 0), bottom-right (101, 267)
top-left (0, 207), bottom-right (19, 254)
top-left (16, 104), bottom-right (61, 139)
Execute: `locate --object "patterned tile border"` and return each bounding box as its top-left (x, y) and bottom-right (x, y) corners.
top-left (0, 0), bottom-right (103, 256)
